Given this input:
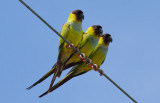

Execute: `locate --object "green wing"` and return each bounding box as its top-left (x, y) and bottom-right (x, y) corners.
top-left (89, 45), bottom-right (108, 67)
top-left (79, 33), bottom-right (90, 49)
top-left (59, 23), bottom-right (70, 49)
top-left (58, 23), bottom-right (71, 60)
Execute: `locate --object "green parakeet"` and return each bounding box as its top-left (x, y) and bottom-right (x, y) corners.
top-left (39, 33), bottom-right (112, 97)
top-left (65, 25), bottom-right (103, 69)
top-left (26, 9), bottom-right (84, 90)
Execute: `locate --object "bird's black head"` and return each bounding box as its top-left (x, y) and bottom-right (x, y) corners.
top-left (92, 25), bottom-right (103, 36)
top-left (72, 10), bottom-right (84, 21)
top-left (101, 33), bottom-right (113, 44)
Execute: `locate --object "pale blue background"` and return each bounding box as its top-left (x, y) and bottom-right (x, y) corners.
top-left (1, 0), bottom-right (160, 103)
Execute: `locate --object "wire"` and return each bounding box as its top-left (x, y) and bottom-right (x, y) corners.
top-left (19, 0), bottom-right (137, 103)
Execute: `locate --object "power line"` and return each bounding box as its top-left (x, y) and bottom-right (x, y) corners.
top-left (19, 0), bottom-right (137, 102)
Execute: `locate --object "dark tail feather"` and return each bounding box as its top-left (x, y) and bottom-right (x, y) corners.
top-left (39, 72), bottom-right (73, 98)
top-left (56, 59), bottom-right (82, 77)
top-left (57, 64), bottom-right (64, 77)
top-left (47, 68), bottom-right (59, 92)
top-left (26, 63), bottom-right (57, 90)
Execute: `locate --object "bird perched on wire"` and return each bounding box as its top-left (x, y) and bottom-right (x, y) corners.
top-left (26, 25), bottom-right (103, 91)
top-left (65, 25), bottom-right (103, 68)
top-left (26, 9), bottom-right (84, 92)
top-left (39, 33), bottom-right (112, 98)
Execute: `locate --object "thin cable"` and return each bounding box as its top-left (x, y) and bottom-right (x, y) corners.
top-left (19, 0), bottom-right (137, 103)
top-left (103, 74), bottom-right (137, 103)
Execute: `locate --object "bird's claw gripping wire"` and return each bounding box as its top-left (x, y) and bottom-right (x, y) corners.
top-left (78, 53), bottom-right (86, 62)
top-left (66, 43), bottom-right (74, 48)
top-left (66, 43), bottom-right (79, 52)
top-left (87, 59), bottom-right (92, 67)
top-left (92, 64), bottom-right (98, 71)
top-left (99, 69), bottom-right (104, 76)
top-left (92, 64), bottom-right (104, 75)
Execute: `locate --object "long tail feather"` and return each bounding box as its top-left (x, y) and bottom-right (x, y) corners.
top-left (57, 64), bottom-right (64, 77)
top-left (47, 68), bottom-right (59, 92)
top-left (26, 63), bottom-right (57, 90)
top-left (39, 72), bottom-right (73, 98)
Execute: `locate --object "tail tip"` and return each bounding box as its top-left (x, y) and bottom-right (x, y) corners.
top-left (26, 85), bottom-right (33, 90)
top-left (39, 94), bottom-right (43, 98)
top-left (39, 92), bottom-right (48, 98)
top-left (26, 87), bottom-right (30, 90)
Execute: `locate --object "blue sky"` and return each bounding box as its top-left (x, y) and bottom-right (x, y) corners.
top-left (1, 0), bottom-right (160, 103)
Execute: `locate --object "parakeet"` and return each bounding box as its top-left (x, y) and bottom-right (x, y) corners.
top-left (39, 33), bottom-right (112, 97)
top-left (26, 9), bottom-right (84, 90)
top-left (65, 25), bottom-right (103, 69)
top-left (26, 25), bottom-right (103, 90)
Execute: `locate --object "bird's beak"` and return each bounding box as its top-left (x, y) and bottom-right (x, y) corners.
top-left (98, 28), bottom-right (103, 37)
top-left (81, 14), bottom-right (84, 20)
top-left (108, 36), bottom-right (113, 42)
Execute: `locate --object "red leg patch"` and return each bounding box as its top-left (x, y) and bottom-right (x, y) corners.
top-left (65, 44), bottom-right (69, 48)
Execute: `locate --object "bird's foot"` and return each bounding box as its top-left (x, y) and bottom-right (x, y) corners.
top-left (66, 43), bottom-right (74, 48)
top-left (88, 64), bottom-right (92, 67)
top-left (92, 64), bottom-right (104, 76)
top-left (87, 59), bottom-right (92, 67)
top-left (92, 64), bottom-right (98, 71)
top-left (78, 53), bottom-right (86, 62)
top-left (100, 70), bottom-right (104, 76)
